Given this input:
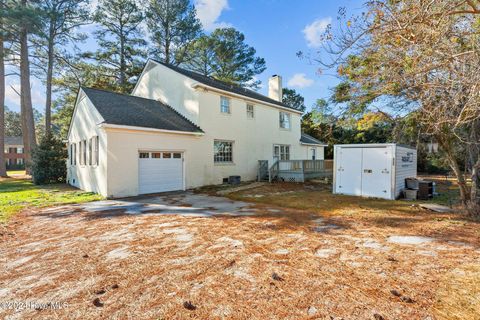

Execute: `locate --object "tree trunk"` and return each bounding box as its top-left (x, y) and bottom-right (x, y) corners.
top-left (470, 158), bottom-right (480, 204)
top-left (0, 22), bottom-right (6, 177)
top-left (467, 121), bottom-right (480, 214)
top-left (165, 38), bottom-right (170, 64)
top-left (119, 25), bottom-right (125, 91)
top-left (19, 1), bottom-right (37, 174)
top-left (45, 26), bottom-right (54, 137)
top-left (438, 136), bottom-right (469, 204)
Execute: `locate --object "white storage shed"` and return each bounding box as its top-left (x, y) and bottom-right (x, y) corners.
top-left (333, 143), bottom-right (417, 200)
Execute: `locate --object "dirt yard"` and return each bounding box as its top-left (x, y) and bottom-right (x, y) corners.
top-left (1, 183), bottom-right (479, 319)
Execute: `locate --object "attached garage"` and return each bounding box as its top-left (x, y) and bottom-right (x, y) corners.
top-left (333, 144), bottom-right (417, 200)
top-left (138, 151), bottom-right (185, 194)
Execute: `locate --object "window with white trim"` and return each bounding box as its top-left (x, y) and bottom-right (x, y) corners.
top-left (88, 138), bottom-right (93, 165)
top-left (82, 140), bottom-right (87, 165)
top-left (246, 104), bottom-right (254, 118)
top-left (70, 143), bottom-right (77, 166)
top-left (274, 144), bottom-right (290, 161)
top-left (94, 136), bottom-right (99, 165)
top-left (79, 141), bottom-right (83, 165)
top-left (220, 96), bottom-right (230, 114)
top-left (88, 136), bottom-right (99, 166)
top-left (74, 143), bottom-right (77, 165)
top-left (279, 112), bottom-right (291, 129)
top-left (214, 140), bottom-right (233, 163)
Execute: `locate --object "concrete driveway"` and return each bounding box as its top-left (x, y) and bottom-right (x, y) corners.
top-left (80, 192), bottom-right (259, 217)
top-left (1, 191), bottom-right (478, 319)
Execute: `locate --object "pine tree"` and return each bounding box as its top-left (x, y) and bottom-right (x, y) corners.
top-left (35, 0), bottom-right (89, 136)
top-left (90, 0), bottom-right (146, 93)
top-left (147, 0), bottom-right (202, 65)
top-left (183, 28), bottom-right (267, 89)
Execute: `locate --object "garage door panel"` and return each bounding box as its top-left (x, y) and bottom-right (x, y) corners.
top-left (138, 152), bottom-right (184, 194)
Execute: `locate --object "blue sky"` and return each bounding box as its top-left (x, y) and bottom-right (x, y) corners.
top-left (5, 0), bottom-right (364, 114)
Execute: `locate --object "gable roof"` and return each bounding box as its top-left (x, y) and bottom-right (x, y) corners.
top-left (150, 59), bottom-right (302, 113)
top-left (81, 87), bottom-right (203, 134)
top-left (300, 133), bottom-right (326, 146)
top-left (5, 136), bottom-right (23, 146)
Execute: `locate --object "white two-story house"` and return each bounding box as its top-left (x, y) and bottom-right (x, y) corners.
top-left (67, 59), bottom-right (326, 198)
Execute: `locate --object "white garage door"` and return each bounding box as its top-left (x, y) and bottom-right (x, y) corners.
top-left (138, 151), bottom-right (184, 194)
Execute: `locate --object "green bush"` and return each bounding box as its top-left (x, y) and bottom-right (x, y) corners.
top-left (32, 135), bottom-right (67, 184)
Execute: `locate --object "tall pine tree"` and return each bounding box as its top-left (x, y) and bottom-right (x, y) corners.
top-left (35, 0), bottom-right (89, 136)
top-left (0, 0), bottom-right (7, 176)
top-left (183, 28), bottom-right (267, 89)
top-left (90, 0), bottom-right (146, 93)
top-left (6, 0), bottom-right (42, 173)
top-left (147, 0), bottom-right (202, 65)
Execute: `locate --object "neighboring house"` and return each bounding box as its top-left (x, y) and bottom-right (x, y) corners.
top-left (4, 136), bottom-right (25, 170)
top-left (67, 59), bottom-right (326, 198)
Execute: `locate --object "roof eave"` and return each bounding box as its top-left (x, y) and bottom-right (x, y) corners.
top-left (99, 123), bottom-right (204, 136)
top-left (301, 142), bottom-right (328, 147)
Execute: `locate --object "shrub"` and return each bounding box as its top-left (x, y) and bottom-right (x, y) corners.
top-left (32, 135), bottom-right (67, 184)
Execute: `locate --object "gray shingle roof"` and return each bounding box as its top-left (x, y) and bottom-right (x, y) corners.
top-left (151, 60), bottom-right (301, 113)
top-left (5, 136), bottom-right (23, 146)
top-left (300, 133), bottom-right (326, 145)
top-left (82, 87), bottom-right (203, 133)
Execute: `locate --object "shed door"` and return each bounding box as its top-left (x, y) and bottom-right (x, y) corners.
top-left (361, 147), bottom-right (392, 199)
top-left (138, 151), bottom-right (184, 195)
top-left (336, 148), bottom-right (363, 196)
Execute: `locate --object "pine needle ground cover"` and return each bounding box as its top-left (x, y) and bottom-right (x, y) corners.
top-left (0, 180), bottom-right (478, 319)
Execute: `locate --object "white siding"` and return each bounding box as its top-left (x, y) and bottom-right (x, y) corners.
top-left (301, 145), bottom-right (325, 160)
top-left (67, 90), bottom-right (108, 196)
top-left (132, 61), bottom-right (201, 124)
top-left (69, 61), bottom-right (326, 198)
top-left (394, 146), bottom-right (417, 198)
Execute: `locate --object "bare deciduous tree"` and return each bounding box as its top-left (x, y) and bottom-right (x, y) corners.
top-left (315, 0), bottom-right (480, 213)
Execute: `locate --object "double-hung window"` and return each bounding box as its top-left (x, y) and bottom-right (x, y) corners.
top-left (274, 145), bottom-right (290, 161)
top-left (78, 141), bottom-right (83, 165)
top-left (220, 96), bottom-right (230, 114)
top-left (279, 112), bottom-right (291, 129)
top-left (89, 136), bottom-right (99, 166)
top-left (214, 140), bottom-right (233, 163)
top-left (82, 140), bottom-right (87, 165)
top-left (246, 104), bottom-right (254, 118)
top-left (88, 138), bottom-right (93, 165)
top-left (70, 143), bottom-right (77, 166)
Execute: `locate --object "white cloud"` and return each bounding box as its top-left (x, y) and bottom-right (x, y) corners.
top-left (194, 0), bottom-right (231, 31)
top-left (303, 17), bottom-right (332, 48)
top-left (287, 73), bottom-right (314, 88)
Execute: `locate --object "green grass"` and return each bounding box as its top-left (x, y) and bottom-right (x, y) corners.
top-left (0, 177), bottom-right (103, 223)
top-left (7, 170), bottom-right (26, 176)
